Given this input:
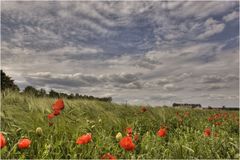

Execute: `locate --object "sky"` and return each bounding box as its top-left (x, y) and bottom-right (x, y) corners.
top-left (1, 1), bottom-right (239, 107)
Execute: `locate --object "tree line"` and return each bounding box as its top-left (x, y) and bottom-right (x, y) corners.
top-left (1, 70), bottom-right (112, 102)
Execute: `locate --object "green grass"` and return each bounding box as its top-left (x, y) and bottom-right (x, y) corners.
top-left (0, 91), bottom-right (239, 159)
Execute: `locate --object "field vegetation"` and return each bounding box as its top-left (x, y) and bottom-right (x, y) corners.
top-left (0, 91), bottom-right (239, 159)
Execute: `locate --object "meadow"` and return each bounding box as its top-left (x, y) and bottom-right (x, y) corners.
top-left (0, 91), bottom-right (239, 159)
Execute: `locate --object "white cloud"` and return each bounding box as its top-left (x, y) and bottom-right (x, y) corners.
top-left (197, 18), bottom-right (225, 40)
top-left (168, 1), bottom-right (237, 19)
top-left (163, 84), bottom-right (182, 91)
top-left (223, 11), bottom-right (239, 22)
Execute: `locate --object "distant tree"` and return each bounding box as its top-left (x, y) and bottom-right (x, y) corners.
top-left (1, 70), bottom-right (19, 91)
top-left (49, 90), bottom-right (59, 98)
top-left (89, 96), bottom-right (94, 100)
top-left (67, 93), bottom-right (74, 99)
top-left (59, 92), bottom-right (68, 98)
top-left (23, 86), bottom-right (39, 96)
top-left (39, 88), bottom-right (47, 97)
top-left (102, 97), bottom-right (112, 102)
top-left (75, 93), bottom-right (80, 99)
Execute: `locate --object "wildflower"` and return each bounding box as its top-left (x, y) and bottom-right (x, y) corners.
top-left (125, 127), bottom-right (133, 136)
top-left (52, 99), bottom-right (64, 111)
top-left (204, 128), bottom-right (211, 137)
top-left (76, 133), bottom-right (92, 145)
top-left (208, 117), bottom-right (213, 121)
top-left (0, 133), bottom-right (6, 149)
top-left (101, 153), bottom-right (116, 160)
top-left (213, 113), bottom-right (221, 119)
top-left (119, 136), bottom-right (135, 151)
top-left (214, 122), bottom-right (222, 126)
top-left (157, 128), bottom-right (167, 137)
top-left (116, 132), bottom-right (123, 141)
top-left (134, 133), bottom-right (139, 142)
top-left (184, 112), bottom-right (189, 116)
top-left (178, 118), bottom-right (183, 124)
top-left (18, 138), bottom-right (31, 149)
top-left (53, 109), bottom-right (61, 116)
top-left (36, 127), bottom-right (43, 136)
top-left (141, 107), bottom-right (147, 112)
top-left (48, 113), bottom-right (55, 119)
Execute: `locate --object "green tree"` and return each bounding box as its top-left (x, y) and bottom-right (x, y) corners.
top-left (1, 70), bottom-right (19, 91)
top-left (23, 86), bottom-right (39, 96)
top-left (49, 89), bottom-right (59, 98)
top-left (39, 88), bottom-right (47, 97)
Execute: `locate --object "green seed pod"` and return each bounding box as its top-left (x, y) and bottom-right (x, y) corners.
top-left (36, 127), bottom-right (43, 136)
top-left (115, 132), bottom-right (122, 141)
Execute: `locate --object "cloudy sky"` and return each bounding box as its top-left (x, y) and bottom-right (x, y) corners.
top-left (1, 1), bottom-right (239, 107)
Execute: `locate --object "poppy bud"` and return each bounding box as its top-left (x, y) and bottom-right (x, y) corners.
top-left (36, 127), bottom-right (43, 136)
top-left (115, 132), bottom-right (123, 141)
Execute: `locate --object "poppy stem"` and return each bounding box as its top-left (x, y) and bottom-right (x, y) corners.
top-left (6, 143), bottom-right (18, 158)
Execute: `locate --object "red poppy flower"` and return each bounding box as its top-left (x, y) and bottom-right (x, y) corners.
top-left (208, 117), bottom-right (213, 121)
top-left (53, 109), bottom-right (61, 116)
top-left (18, 138), bottom-right (31, 149)
top-left (157, 128), bottom-right (167, 137)
top-left (125, 127), bottom-right (133, 136)
top-left (119, 136), bottom-right (135, 151)
top-left (76, 133), bottom-right (92, 145)
top-left (48, 122), bottom-right (54, 126)
top-left (101, 153), bottom-right (117, 160)
top-left (48, 113), bottom-right (55, 119)
top-left (204, 128), bottom-right (211, 137)
top-left (213, 113), bottom-right (221, 119)
top-left (52, 99), bottom-right (64, 111)
top-left (0, 133), bottom-right (6, 149)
